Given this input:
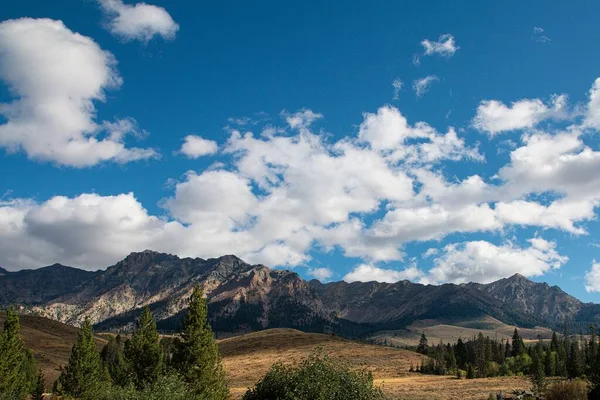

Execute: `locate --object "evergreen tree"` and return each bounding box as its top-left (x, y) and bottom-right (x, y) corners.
top-left (417, 332), bottom-right (429, 355)
top-left (174, 284), bottom-right (228, 399)
top-left (32, 370), bottom-right (45, 400)
top-left (124, 306), bottom-right (163, 389)
top-left (567, 341), bottom-right (583, 378)
top-left (466, 363), bottom-right (475, 379)
top-left (511, 328), bottom-right (525, 357)
top-left (544, 348), bottom-right (556, 377)
top-left (56, 317), bottom-right (105, 398)
top-left (101, 334), bottom-right (130, 387)
top-left (0, 307), bottom-right (37, 399)
top-left (550, 331), bottom-right (559, 352)
top-left (530, 343), bottom-right (547, 397)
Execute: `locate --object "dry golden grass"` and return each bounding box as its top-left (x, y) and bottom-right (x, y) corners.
top-left (218, 328), bottom-right (424, 398)
top-left (375, 375), bottom-right (531, 400)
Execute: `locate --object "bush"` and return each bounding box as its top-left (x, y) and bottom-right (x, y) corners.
top-left (544, 380), bottom-right (588, 400)
top-left (91, 374), bottom-right (192, 400)
top-left (242, 350), bottom-right (386, 400)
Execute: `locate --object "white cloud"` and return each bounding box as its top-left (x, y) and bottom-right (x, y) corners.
top-left (98, 0), bottom-right (179, 42)
top-left (421, 34), bottom-right (459, 57)
top-left (308, 267), bottom-right (333, 281)
top-left (282, 109), bottom-right (323, 130)
top-left (425, 237), bottom-right (568, 284)
top-left (392, 78), bottom-right (403, 100)
top-left (473, 94), bottom-right (568, 135)
top-left (413, 75), bottom-right (439, 98)
top-left (584, 78), bottom-right (600, 130)
top-left (343, 264), bottom-right (423, 283)
top-left (179, 135), bottom-right (218, 158)
top-left (585, 260), bottom-right (600, 293)
top-left (0, 18), bottom-right (157, 167)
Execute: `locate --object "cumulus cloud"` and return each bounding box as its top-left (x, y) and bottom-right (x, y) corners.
top-left (425, 237), bottom-right (568, 284)
top-left (585, 261), bottom-right (600, 293)
top-left (0, 18), bottom-right (157, 167)
top-left (98, 0), bottom-right (179, 42)
top-left (472, 94), bottom-right (568, 135)
top-left (179, 135), bottom-right (218, 158)
top-left (308, 267), bottom-right (333, 281)
top-left (6, 73), bottom-right (600, 290)
top-left (421, 34), bottom-right (459, 57)
top-left (343, 264), bottom-right (423, 283)
top-left (413, 75), bottom-right (439, 97)
top-left (282, 109), bottom-right (323, 130)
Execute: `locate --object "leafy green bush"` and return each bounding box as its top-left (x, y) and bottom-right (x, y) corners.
top-left (242, 350), bottom-right (386, 400)
top-left (544, 380), bottom-right (588, 400)
top-left (91, 374), bottom-right (192, 400)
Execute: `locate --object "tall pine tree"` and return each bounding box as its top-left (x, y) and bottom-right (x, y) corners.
top-left (0, 307), bottom-right (37, 399)
top-left (101, 334), bottom-right (130, 387)
top-left (174, 284), bottom-right (228, 400)
top-left (56, 317), bottom-right (105, 397)
top-left (124, 306), bottom-right (163, 389)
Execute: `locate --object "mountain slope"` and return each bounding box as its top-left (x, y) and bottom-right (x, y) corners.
top-left (3, 251), bottom-right (598, 336)
top-left (0, 264), bottom-right (100, 305)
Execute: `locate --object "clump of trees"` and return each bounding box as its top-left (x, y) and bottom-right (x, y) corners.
top-left (51, 284), bottom-right (229, 400)
top-left (242, 350), bottom-right (386, 400)
top-left (0, 307), bottom-right (40, 399)
top-left (414, 326), bottom-right (600, 384)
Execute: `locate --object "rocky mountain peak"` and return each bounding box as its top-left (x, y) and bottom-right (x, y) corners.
top-left (0, 266), bottom-right (7, 275)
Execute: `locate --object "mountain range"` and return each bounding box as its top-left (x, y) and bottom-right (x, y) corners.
top-left (1, 250), bottom-right (598, 337)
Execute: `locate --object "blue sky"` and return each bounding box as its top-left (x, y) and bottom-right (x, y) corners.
top-left (2, 0), bottom-right (600, 301)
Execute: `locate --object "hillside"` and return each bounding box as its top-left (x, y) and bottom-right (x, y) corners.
top-left (2, 251), bottom-right (600, 337)
top-left (218, 328), bottom-right (423, 397)
top-left (0, 313), bottom-right (107, 386)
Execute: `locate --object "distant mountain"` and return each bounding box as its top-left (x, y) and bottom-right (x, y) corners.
top-left (2, 251), bottom-right (599, 336)
top-left (0, 263), bottom-right (100, 306)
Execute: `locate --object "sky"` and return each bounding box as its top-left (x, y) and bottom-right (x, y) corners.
top-left (2, 1), bottom-right (600, 301)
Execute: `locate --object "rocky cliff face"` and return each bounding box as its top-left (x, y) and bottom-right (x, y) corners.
top-left (2, 252), bottom-right (599, 336)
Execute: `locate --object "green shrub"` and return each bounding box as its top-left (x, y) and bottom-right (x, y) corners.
top-left (92, 374), bottom-right (192, 400)
top-left (242, 350), bottom-right (386, 400)
top-left (544, 380), bottom-right (588, 400)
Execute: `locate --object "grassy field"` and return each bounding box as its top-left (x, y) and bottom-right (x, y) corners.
top-left (4, 314), bottom-right (534, 399)
top-left (217, 328), bottom-right (532, 399)
top-left (369, 316), bottom-right (554, 347)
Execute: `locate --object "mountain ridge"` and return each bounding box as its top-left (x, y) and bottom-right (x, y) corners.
top-left (2, 251), bottom-right (598, 337)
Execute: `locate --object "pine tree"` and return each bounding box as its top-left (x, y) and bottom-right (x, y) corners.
top-left (32, 370), bottom-right (45, 400)
top-left (466, 363), bottom-right (475, 379)
top-left (550, 331), bottom-right (559, 352)
top-left (511, 328), bottom-right (524, 357)
top-left (544, 348), bottom-right (556, 377)
top-left (567, 341), bottom-right (583, 378)
top-left (124, 306), bottom-right (163, 389)
top-left (530, 342), bottom-right (547, 397)
top-left (417, 332), bottom-right (429, 355)
top-left (174, 284), bottom-right (228, 399)
top-left (56, 317), bottom-right (105, 397)
top-left (101, 334), bottom-right (130, 387)
top-left (0, 307), bottom-right (37, 399)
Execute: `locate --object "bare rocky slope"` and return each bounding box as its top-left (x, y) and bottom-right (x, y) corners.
top-left (1, 250), bottom-right (598, 336)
